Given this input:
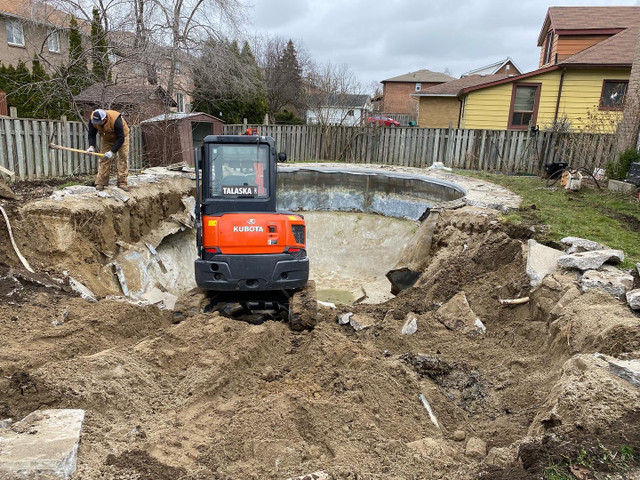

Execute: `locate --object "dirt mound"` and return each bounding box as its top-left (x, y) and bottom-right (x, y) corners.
top-left (1, 194), bottom-right (640, 479)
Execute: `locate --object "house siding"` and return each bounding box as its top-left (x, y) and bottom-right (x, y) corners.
top-left (417, 97), bottom-right (460, 128)
top-left (461, 68), bottom-right (629, 132)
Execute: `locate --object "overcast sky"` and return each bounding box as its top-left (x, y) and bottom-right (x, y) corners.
top-left (246, 0), bottom-right (639, 91)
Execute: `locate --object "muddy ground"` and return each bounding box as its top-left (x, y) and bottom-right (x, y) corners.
top-left (1, 177), bottom-right (640, 480)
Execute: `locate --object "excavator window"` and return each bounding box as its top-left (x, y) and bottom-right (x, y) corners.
top-left (207, 144), bottom-right (269, 198)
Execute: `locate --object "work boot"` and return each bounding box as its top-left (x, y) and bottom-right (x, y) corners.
top-left (117, 184), bottom-right (129, 192)
top-left (95, 184), bottom-right (104, 191)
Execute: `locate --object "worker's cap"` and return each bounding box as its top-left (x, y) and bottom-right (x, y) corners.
top-left (91, 109), bottom-right (107, 124)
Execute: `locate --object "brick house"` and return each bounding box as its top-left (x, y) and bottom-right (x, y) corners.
top-left (380, 69), bottom-right (454, 119)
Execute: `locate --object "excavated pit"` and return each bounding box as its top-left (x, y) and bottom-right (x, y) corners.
top-left (0, 167), bottom-right (639, 480)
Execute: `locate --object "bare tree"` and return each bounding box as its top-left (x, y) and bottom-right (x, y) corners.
top-left (303, 62), bottom-right (367, 158)
top-left (616, 29), bottom-right (640, 154)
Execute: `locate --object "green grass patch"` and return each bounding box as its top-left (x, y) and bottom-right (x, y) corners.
top-left (541, 444), bottom-right (638, 480)
top-left (456, 171), bottom-right (640, 267)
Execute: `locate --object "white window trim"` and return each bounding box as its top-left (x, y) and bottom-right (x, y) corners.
top-left (47, 29), bottom-right (60, 53)
top-left (176, 92), bottom-right (185, 113)
top-left (416, 82), bottom-right (422, 92)
top-left (7, 20), bottom-right (24, 47)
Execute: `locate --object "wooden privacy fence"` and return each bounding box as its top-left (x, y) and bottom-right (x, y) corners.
top-left (0, 117), bottom-right (144, 181)
top-left (224, 124), bottom-right (618, 175)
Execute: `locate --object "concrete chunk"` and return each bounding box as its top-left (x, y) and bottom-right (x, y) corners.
top-left (436, 291), bottom-right (483, 334)
top-left (561, 236), bottom-right (608, 254)
top-left (401, 313), bottom-right (418, 335)
top-left (581, 267), bottom-right (634, 299)
top-left (595, 353), bottom-right (640, 388)
top-left (627, 289), bottom-right (640, 310)
top-left (0, 409), bottom-right (85, 479)
top-left (465, 436), bottom-right (487, 459)
top-left (557, 249), bottom-right (624, 271)
top-left (526, 239), bottom-right (563, 286)
top-left (68, 277), bottom-right (97, 303)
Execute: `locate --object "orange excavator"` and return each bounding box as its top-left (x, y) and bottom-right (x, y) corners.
top-left (193, 133), bottom-right (316, 330)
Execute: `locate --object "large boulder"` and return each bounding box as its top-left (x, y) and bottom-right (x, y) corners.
top-left (627, 289), bottom-right (640, 310)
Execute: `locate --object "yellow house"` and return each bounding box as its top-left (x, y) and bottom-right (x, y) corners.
top-left (458, 7), bottom-right (637, 132)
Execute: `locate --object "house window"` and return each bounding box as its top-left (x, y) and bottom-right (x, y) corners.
top-left (6, 20), bottom-right (24, 47)
top-left (176, 92), bottom-right (185, 113)
top-left (508, 83), bottom-right (541, 130)
top-left (47, 29), bottom-right (60, 53)
top-left (543, 31), bottom-right (553, 65)
top-left (416, 82), bottom-right (421, 92)
top-left (599, 80), bottom-right (628, 110)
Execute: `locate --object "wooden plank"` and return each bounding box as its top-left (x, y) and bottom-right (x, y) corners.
top-left (25, 121), bottom-right (36, 179)
top-left (3, 119), bottom-right (15, 175)
top-left (14, 120), bottom-right (27, 180)
top-left (39, 121), bottom-right (49, 178)
top-left (0, 121), bottom-right (6, 173)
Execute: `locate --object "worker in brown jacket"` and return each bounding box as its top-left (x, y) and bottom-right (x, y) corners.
top-left (87, 109), bottom-right (130, 191)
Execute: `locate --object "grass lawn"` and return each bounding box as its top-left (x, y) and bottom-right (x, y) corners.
top-left (457, 171), bottom-right (640, 268)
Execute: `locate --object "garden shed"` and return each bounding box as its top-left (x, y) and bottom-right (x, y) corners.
top-left (140, 112), bottom-right (224, 166)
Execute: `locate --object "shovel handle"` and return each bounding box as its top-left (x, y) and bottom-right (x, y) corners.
top-left (49, 143), bottom-right (105, 157)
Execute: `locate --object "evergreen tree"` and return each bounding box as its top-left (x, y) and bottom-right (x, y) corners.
top-left (264, 39), bottom-right (303, 119)
top-left (12, 60), bottom-right (32, 117)
top-left (239, 41), bottom-right (268, 123)
top-left (91, 8), bottom-right (110, 83)
top-left (67, 16), bottom-right (90, 94)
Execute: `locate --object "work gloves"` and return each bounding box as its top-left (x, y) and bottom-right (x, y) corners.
top-left (86, 146), bottom-right (95, 153)
top-left (104, 151), bottom-right (114, 159)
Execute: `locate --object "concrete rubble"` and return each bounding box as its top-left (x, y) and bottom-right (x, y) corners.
top-left (581, 266), bottom-right (634, 299)
top-left (595, 353), bottom-right (640, 388)
top-left (435, 291), bottom-right (485, 334)
top-left (67, 277), bottom-right (97, 302)
top-left (526, 239), bottom-right (563, 287)
top-left (349, 314), bottom-right (374, 331)
top-left (287, 472), bottom-right (329, 480)
top-left (561, 236), bottom-right (608, 254)
top-left (0, 409), bottom-right (85, 479)
top-left (401, 313), bottom-right (418, 335)
top-left (557, 249), bottom-right (624, 271)
top-left (465, 437), bottom-right (487, 459)
top-left (627, 289), bottom-right (640, 310)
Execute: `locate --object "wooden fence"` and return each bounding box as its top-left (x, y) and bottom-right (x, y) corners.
top-left (0, 117), bottom-right (144, 181)
top-left (224, 124), bottom-right (618, 176)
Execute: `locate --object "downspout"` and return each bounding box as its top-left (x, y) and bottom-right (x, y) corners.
top-left (554, 68), bottom-right (566, 123)
top-left (457, 94), bottom-right (463, 128)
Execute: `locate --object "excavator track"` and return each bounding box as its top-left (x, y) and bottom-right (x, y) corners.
top-left (288, 280), bottom-right (318, 331)
top-left (173, 282), bottom-right (318, 331)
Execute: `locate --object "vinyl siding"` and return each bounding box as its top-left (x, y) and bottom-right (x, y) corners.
top-left (461, 68), bottom-right (629, 132)
top-left (556, 35), bottom-right (610, 63)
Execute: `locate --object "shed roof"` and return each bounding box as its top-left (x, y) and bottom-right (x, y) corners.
top-left (461, 58), bottom-right (521, 76)
top-left (310, 93), bottom-right (370, 108)
top-left (141, 112), bottom-right (222, 124)
top-left (382, 69), bottom-right (455, 83)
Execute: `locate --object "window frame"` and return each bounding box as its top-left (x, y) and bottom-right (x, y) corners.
top-left (176, 92), bottom-right (185, 113)
top-left (598, 79), bottom-right (628, 111)
top-left (47, 28), bottom-right (60, 53)
top-left (543, 30), bottom-right (553, 65)
top-left (415, 82), bottom-right (421, 92)
top-left (6, 20), bottom-right (24, 47)
top-left (507, 82), bottom-right (542, 130)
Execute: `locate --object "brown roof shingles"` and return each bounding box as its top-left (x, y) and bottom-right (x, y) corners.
top-left (382, 69), bottom-right (455, 83)
top-left (560, 26), bottom-right (638, 66)
top-left (413, 74), bottom-right (512, 96)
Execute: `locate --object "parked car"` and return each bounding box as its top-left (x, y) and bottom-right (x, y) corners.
top-left (366, 115), bottom-right (400, 127)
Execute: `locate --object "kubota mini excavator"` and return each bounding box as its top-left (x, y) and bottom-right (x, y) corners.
top-left (193, 134), bottom-right (317, 330)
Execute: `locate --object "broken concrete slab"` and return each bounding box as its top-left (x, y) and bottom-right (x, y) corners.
top-left (349, 314), bottom-right (374, 331)
top-left (337, 312), bottom-right (352, 325)
top-left (557, 249), bottom-right (625, 271)
top-left (110, 187), bottom-right (130, 203)
top-left (608, 179), bottom-right (638, 194)
top-left (0, 409), bottom-right (85, 479)
top-left (351, 285), bottom-right (367, 304)
top-left (68, 277), bottom-right (97, 303)
top-left (62, 185), bottom-right (97, 195)
top-left (141, 287), bottom-right (178, 310)
top-left (402, 313), bottom-right (418, 335)
top-left (594, 353), bottom-right (640, 388)
top-left (526, 239), bottom-right (564, 287)
top-left (581, 267), bottom-right (634, 299)
top-left (627, 289), bottom-right (640, 310)
top-left (436, 291), bottom-right (483, 334)
top-left (561, 236), bottom-right (608, 254)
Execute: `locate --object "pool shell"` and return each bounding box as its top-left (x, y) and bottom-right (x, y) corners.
top-left (277, 165), bottom-right (467, 220)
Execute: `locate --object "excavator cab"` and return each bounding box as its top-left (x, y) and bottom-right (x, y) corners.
top-left (193, 135), bottom-right (315, 329)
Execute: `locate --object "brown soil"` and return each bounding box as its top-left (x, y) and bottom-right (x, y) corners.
top-left (1, 181), bottom-right (639, 480)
